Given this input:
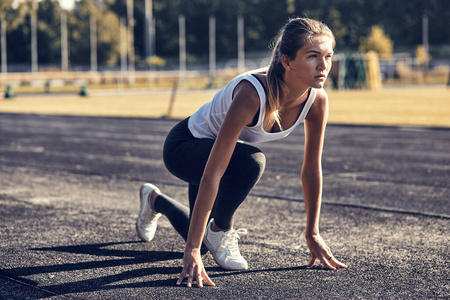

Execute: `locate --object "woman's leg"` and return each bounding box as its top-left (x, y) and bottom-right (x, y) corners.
top-left (211, 143), bottom-right (265, 229)
top-left (149, 183), bottom-right (208, 254)
top-left (183, 144), bottom-right (265, 230)
top-left (160, 118), bottom-right (266, 236)
top-left (153, 193), bottom-right (189, 241)
top-left (150, 118), bottom-right (211, 243)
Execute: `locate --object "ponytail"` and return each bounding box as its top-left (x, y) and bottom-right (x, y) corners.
top-left (266, 36), bottom-right (286, 131)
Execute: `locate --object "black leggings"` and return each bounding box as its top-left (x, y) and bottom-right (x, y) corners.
top-left (155, 117), bottom-right (266, 243)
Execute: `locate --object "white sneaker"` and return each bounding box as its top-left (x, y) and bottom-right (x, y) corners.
top-left (203, 219), bottom-right (248, 270)
top-left (136, 183), bottom-right (162, 242)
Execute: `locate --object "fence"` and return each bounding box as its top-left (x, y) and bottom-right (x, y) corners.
top-left (378, 53), bottom-right (449, 85)
top-left (0, 68), bottom-right (245, 93)
top-left (2, 54), bottom-right (448, 96)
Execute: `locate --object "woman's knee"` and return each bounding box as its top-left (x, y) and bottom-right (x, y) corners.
top-left (228, 147), bottom-right (266, 184)
top-left (249, 150), bottom-right (266, 179)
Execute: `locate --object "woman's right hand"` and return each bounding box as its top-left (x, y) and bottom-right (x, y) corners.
top-left (176, 246), bottom-right (215, 288)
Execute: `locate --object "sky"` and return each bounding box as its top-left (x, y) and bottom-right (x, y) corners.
top-left (59, 0), bottom-right (75, 10)
top-left (13, 0), bottom-right (76, 10)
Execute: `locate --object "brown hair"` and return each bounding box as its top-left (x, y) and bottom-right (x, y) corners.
top-left (265, 18), bottom-right (335, 130)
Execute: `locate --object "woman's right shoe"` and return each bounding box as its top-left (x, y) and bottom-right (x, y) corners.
top-left (136, 183), bottom-right (162, 242)
top-left (203, 219), bottom-right (248, 270)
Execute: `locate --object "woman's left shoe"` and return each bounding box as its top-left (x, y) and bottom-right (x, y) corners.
top-left (136, 183), bottom-right (162, 242)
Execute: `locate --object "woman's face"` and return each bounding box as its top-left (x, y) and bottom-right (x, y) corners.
top-left (285, 34), bottom-right (334, 89)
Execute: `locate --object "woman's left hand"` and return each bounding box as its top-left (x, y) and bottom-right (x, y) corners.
top-left (305, 233), bottom-right (347, 270)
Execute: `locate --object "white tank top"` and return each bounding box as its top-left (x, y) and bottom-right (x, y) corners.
top-left (188, 71), bottom-right (317, 144)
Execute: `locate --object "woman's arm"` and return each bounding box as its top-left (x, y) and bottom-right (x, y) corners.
top-left (177, 80), bottom-right (261, 287)
top-left (302, 89), bottom-right (347, 270)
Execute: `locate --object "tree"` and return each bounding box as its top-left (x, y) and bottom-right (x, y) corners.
top-left (5, 1), bottom-right (31, 66)
top-left (415, 45), bottom-right (430, 67)
top-left (3, 0), bottom-right (450, 67)
top-left (0, 0), bottom-right (13, 73)
top-left (36, 0), bottom-right (62, 65)
top-left (70, 0), bottom-right (120, 66)
top-left (359, 25), bottom-right (393, 59)
top-left (0, 1), bottom-right (13, 12)
top-left (96, 10), bottom-right (121, 66)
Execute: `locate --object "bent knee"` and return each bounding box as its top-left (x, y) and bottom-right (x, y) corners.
top-left (228, 148), bottom-right (266, 184)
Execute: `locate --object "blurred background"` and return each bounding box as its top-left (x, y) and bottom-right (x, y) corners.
top-left (0, 0), bottom-right (449, 92)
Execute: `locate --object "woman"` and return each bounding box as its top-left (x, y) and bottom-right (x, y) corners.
top-left (136, 17), bottom-right (347, 288)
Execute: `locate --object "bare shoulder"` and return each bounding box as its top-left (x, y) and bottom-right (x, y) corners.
top-left (313, 88), bottom-right (329, 109)
top-left (306, 88), bottom-right (329, 122)
top-left (231, 79), bottom-right (261, 114)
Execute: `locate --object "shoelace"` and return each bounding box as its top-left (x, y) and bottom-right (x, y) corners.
top-left (220, 228), bottom-right (248, 257)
